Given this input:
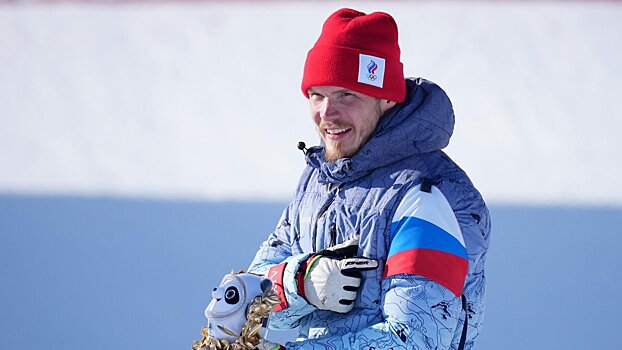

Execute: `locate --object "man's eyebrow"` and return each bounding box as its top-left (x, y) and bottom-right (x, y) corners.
top-left (336, 89), bottom-right (354, 94)
top-left (309, 88), bottom-right (354, 95)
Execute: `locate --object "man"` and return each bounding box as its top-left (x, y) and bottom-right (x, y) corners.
top-left (248, 8), bottom-right (490, 349)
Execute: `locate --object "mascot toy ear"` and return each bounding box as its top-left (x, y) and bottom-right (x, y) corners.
top-left (260, 278), bottom-right (273, 294)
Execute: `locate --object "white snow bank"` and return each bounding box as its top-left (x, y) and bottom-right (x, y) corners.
top-left (1, 1), bottom-right (620, 204)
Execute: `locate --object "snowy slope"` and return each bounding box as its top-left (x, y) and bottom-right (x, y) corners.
top-left (1, 1), bottom-right (621, 204)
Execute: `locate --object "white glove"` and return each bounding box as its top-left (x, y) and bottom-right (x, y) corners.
top-left (303, 239), bottom-right (379, 314)
top-left (255, 339), bottom-right (284, 350)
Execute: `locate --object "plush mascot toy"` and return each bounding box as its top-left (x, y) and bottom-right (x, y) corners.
top-left (192, 272), bottom-right (282, 350)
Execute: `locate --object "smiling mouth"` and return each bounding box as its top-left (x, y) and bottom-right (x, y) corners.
top-left (325, 128), bottom-right (351, 135)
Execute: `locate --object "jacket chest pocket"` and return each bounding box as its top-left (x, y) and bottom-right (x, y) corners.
top-left (315, 208), bottom-right (359, 250)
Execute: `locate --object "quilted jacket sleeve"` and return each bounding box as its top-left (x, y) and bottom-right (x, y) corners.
top-left (247, 205), bottom-right (318, 329)
top-left (247, 205), bottom-right (294, 276)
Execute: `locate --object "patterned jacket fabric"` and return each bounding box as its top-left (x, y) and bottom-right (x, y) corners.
top-left (248, 78), bottom-right (491, 349)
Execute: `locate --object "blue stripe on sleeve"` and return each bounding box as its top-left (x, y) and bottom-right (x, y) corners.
top-left (389, 216), bottom-right (467, 259)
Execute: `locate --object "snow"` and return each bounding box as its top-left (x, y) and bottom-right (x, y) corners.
top-left (1, 1), bottom-right (621, 204)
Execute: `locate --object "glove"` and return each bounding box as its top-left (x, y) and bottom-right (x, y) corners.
top-left (301, 238), bottom-right (379, 313)
top-left (255, 339), bottom-right (285, 350)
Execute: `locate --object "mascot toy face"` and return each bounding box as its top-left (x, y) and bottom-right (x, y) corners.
top-left (204, 272), bottom-right (272, 342)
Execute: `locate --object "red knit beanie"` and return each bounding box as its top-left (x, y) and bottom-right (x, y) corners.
top-left (301, 8), bottom-right (406, 103)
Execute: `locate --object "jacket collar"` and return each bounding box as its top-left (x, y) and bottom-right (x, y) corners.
top-left (305, 78), bottom-right (455, 185)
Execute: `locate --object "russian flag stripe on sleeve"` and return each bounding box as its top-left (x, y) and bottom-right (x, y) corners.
top-left (383, 184), bottom-right (468, 297)
top-left (384, 248), bottom-right (468, 296)
top-left (391, 184), bottom-right (465, 247)
top-left (389, 217), bottom-right (468, 259)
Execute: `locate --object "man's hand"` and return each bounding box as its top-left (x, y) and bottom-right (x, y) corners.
top-left (302, 239), bottom-right (379, 313)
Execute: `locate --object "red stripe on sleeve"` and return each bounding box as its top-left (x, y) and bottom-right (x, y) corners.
top-left (383, 248), bottom-right (468, 297)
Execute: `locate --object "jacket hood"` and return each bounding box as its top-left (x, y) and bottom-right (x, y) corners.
top-left (306, 78), bottom-right (455, 184)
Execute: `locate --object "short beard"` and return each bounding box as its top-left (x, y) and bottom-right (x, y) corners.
top-left (322, 100), bottom-right (384, 162)
top-left (324, 142), bottom-right (346, 162)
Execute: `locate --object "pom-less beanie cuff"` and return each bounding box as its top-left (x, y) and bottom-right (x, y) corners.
top-left (302, 45), bottom-right (405, 103)
top-left (301, 8), bottom-right (406, 103)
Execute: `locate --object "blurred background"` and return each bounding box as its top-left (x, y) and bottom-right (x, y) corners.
top-left (1, 1), bottom-right (621, 349)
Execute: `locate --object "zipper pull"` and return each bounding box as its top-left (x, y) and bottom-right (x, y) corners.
top-left (329, 223), bottom-right (337, 247)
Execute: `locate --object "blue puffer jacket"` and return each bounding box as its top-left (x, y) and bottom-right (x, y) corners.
top-left (248, 78), bottom-right (491, 349)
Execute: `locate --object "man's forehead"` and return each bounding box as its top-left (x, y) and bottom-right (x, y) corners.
top-left (308, 86), bottom-right (360, 95)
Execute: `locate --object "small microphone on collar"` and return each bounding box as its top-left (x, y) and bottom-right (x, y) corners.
top-left (297, 141), bottom-right (308, 155)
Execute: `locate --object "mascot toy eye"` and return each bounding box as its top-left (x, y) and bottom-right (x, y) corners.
top-left (224, 286), bottom-right (239, 304)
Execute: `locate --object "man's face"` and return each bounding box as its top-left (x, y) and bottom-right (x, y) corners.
top-left (308, 86), bottom-right (394, 161)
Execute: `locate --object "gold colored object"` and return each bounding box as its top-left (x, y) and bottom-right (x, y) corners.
top-left (192, 288), bottom-right (281, 350)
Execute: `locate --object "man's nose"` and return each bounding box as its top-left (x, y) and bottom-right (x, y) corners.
top-left (320, 99), bottom-right (340, 120)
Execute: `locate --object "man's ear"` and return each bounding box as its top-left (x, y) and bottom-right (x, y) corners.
top-left (381, 99), bottom-right (398, 113)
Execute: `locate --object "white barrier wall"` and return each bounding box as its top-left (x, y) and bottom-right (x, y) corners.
top-left (1, 1), bottom-right (621, 204)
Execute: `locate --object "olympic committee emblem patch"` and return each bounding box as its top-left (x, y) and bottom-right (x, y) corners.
top-left (358, 54), bottom-right (385, 88)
